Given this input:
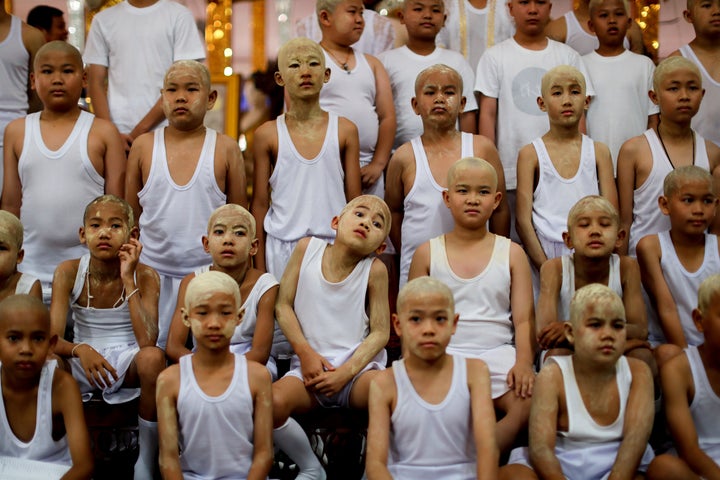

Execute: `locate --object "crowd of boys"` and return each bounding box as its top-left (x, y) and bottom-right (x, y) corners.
top-left (1, 0), bottom-right (720, 478)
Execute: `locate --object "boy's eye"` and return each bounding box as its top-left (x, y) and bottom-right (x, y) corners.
top-left (7, 334), bottom-right (19, 342)
top-left (409, 315), bottom-right (421, 323)
top-left (213, 228), bottom-right (225, 235)
top-left (112, 223), bottom-right (122, 229)
top-left (372, 220), bottom-right (383, 229)
top-left (436, 316), bottom-right (447, 323)
top-left (234, 230), bottom-right (246, 236)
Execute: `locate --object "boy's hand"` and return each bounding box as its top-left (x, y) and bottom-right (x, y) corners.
top-left (305, 367), bottom-right (353, 398)
top-left (118, 238), bottom-right (142, 282)
top-left (75, 344), bottom-right (119, 389)
top-left (298, 350), bottom-right (335, 384)
top-left (538, 322), bottom-right (567, 350)
top-left (507, 362), bottom-right (535, 399)
top-left (360, 163), bottom-right (384, 190)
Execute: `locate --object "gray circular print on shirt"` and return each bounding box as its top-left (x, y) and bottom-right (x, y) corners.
top-left (512, 66), bottom-right (546, 116)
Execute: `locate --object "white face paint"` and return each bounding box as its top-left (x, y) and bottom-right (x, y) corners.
top-left (183, 292), bottom-right (240, 344)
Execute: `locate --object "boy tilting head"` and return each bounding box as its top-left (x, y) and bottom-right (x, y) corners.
top-left (637, 166), bottom-right (720, 362)
top-left (646, 274), bottom-right (720, 480)
top-left (0, 211), bottom-right (41, 301)
top-left (156, 271), bottom-right (273, 480)
top-left (537, 196), bottom-right (652, 369)
top-left (165, 204), bottom-right (278, 378)
top-left (366, 277), bottom-right (498, 479)
top-left (50, 195), bottom-right (165, 480)
top-left (273, 195), bottom-right (391, 480)
top-left (617, 56), bottom-right (720, 257)
top-left (0, 295), bottom-right (92, 479)
top-left (516, 65), bottom-right (617, 277)
top-left (409, 157), bottom-right (534, 454)
top-left (502, 284), bottom-right (655, 480)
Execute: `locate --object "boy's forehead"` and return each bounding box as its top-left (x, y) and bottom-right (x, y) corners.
top-left (421, 71), bottom-right (461, 88)
top-left (583, 300), bottom-right (625, 321)
top-left (212, 212), bottom-right (251, 228)
top-left (165, 67), bottom-right (204, 84)
top-left (661, 68), bottom-right (701, 85)
top-left (405, 0), bottom-right (445, 9)
top-left (673, 177), bottom-right (714, 195)
top-left (36, 49), bottom-right (82, 68)
top-left (280, 46), bottom-right (323, 66)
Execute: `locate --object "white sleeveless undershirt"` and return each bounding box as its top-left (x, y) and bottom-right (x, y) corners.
top-left (178, 353), bottom-right (254, 479)
top-left (0, 15), bottom-right (29, 151)
top-left (686, 346), bottom-right (720, 462)
top-left (0, 360), bottom-right (71, 466)
top-left (399, 132), bottom-right (474, 288)
top-left (558, 254), bottom-right (623, 322)
top-left (680, 45), bottom-right (720, 147)
top-left (138, 128), bottom-right (223, 277)
top-left (388, 356), bottom-right (476, 479)
top-left (19, 111), bottom-right (103, 285)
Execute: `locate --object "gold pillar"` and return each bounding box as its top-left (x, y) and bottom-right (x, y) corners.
top-left (206, 0), bottom-right (233, 76)
top-left (252, 1), bottom-right (266, 72)
top-left (635, 0), bottom-right (660, 58)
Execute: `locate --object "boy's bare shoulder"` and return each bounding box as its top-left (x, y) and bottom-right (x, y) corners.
top-left (389, 142), bottom-right (415, 168)
top-left (618, 255), bottom-right (640, 274)
top-left (136, 263), bottom-right (160, 284)
top-left (54, 258), bottom-right (82, 279)
top-left (253, 120), bottom-right (278, 145)
top-left (216, 131), bottom-right (242, 154)
top-left (88, 116), bottom-right (121, 138)
top-left (618, 133), bottom-right (650, 161)
top-left (536, 359), bottom-right (563, 386)
top-left (51, 366), bottom-right (81, 395)
top-left (509, 239), bottom-right (530, 260)
top-left (247, 359), bottom-right (271, 386)
top-left (705, 141), bottom-right (720, 172)
top-left (130, 131), bottom-right (155, 154)
top-left (371, 366), bottom-right (396, 393)
top-left (661, 348), bottom-right (691, 379)
top-left (635, 233), bottom-right (660, 257)
top-left (369, 257), bottom-right (389, 281)
top-left (157, 363), bottom-right (181, 389)
top-left (517, 142), bottom-right (539, 162)
top-left (539, 256), bottom-right (563, 277)
top-left (338, 116), bottom-right (359, 135)
top-left (465, 357), bottom-right (490, 381)
top-left (626, 355), bottom-right (653, 380)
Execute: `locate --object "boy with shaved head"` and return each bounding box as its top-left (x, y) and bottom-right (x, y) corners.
top-left (2, 41), bottom-right (125, 305)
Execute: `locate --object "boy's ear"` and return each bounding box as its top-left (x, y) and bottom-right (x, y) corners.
top-left (29, 72), bottom-right (36, 91)
top-left (16, 248), bottom-right (24, 265)
top-left (374, 241), bottom-right (387, 256)
top-left (202, 235), bottom-right (211, 253)
top-left (588, 18), bottom-right (596, 34)
top-left (442, 189), bottom-right (451, 208)
top-left (648, 89), bottom-right (658, 106)
top-left (411, 96), bottom-right (420, 116)
top-left (391, 313), bottom-right (402, 337)
top-left (323, 67), bottom-right (332, 84)
top-left (683, 8), bottom-right (693, 23)
top-left (692, 308), bottom-right (705, 333)
top-left (237, 307), bottom-right (245, 324)
top-left (615, 227), bottom-right (627, 245)
top-left (460, 95), bottom-right (467, 111)
top-left (493, 191), bottom-right (502, 211)
top-left (129, 226), bottom-right (140, 240)
top-left (330, 215), bottom-right (340, 232)
top-left (274, 71), bottom-right (285, 87)
top-left (564, 322), bottom-right (575, 345)
top-left (48, 333), bottom-right (58, 353)
top-left (537, 96), bottom-right (547, 112)
top-left (181, 308), bottom-right (191, 328)
top-left (584, 95), bottom-right (591, 110)
top-left (82, 68), bottom-right (88, 89)
top-left (206, 89), bottom-right (218, 110)
top-left (318, 9), bottom-right (332, 27)
top-left (562, 230), bottom-right (573, 249)
top-left (78, 227), bottom-right (87, 244)
top-left (249, 238), bottom-right (259, 257)
top-left (451, 313), bottom-right (460, 334)
top-left (658, 195), bottom-right (670, 216)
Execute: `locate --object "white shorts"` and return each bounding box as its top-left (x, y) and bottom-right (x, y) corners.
top-left (157, 273), bottom-right (184, 349)
top-left (284, 346), bottom-right (386, 408)
top-left (69, 342), bottom-right (140, 404)
top-left (450, 344), bottom-right (518, 399)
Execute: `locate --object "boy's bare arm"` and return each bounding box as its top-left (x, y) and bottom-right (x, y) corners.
top-left (94, 118), bottom-right (126, 198)
top-left (245, 285), bottom-right (278, 365)
top-left (467, 359), bottom-right (500, 480)
top-left (22, 24), bottom-right (45, 112)
top-left (247, 362), bottom-right (273, 480)
top-left (219, 134), bottom-right (248, 208)
top-left (124, 259), bottom-right (160, 347)
top-left (250, 121), bottom-right (276, 273)
top-left (125, 134), bottom-right (152, 223)
top-left (165, 274), bottom-right (194, 363)
top-left (516, 145), bottom-right (547, 270)
top-left (662, 354), bottom-right (720, 480)
top-left (385, 146), bottom-right (411, 253)
top-left (365, 371), bottom-right (395, 480)
top-left (275, 238), bottom-right (330, 378)
top-left (339, 117), bottom-right (362, 200)
top-left (407, 241), bottom-right (431, 280)
top-left (50, 261), bottom-right (80, 357)
top-left (595, 142), bottom-right (618, 210)
top-left (508, 242), bottom-right (536, 397)
top-left (478, 95), bottom-right (498, 144)
top-left (536, 258), bottom-right (566, 349)
top-left (708, 144), bottom-right (720, 234)
top-left (54, 371), bottom-right (94, 480)
top-left (476, 135), bottom-right (511, 237)
top-left (1, 119), bottom-right (24, 215)
top-left (636, 236), bottom-right (687, 347)
top-left (528, 364), bottom-right (565, 480)
top-left (460, 110), bottom-right (478, 135)
top-left (128, 98), bottom-right (165, 146)
top-left (616, 139), bottom-right (641, 255)
top-left (156, 366), bottom-right (184, 480)
top-left (620, 257), bottom-right (648, 341)
top-left (608, 359), bottom-right (654, 480)
top-left (364, 55), bottom-right (396, 190)
top-left (307, 260), bottom-right (390, 396)
top-left (544, 17), bottom-right (567, 43)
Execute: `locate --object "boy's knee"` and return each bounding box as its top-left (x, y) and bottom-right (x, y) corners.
top-left (654, 344), bottom-right (683, 369)
top-left (646, 454), bottom-right (695, 480)
top-left (135, 346), bottom-right (166, 379)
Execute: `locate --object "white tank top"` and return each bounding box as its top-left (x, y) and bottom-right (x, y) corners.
top-left (680, 45), bottom-right (720, 147)
top-left (0, 360), bottom-right (71, 466)
top-left (563, 11), bottom-right (629, 55)
top-left (138, 128), bottom-right (224, 277)
top-left (649, 231), bottom-right (720, 346)
top-left (70, 254), bottom-right (137, 348)
top-left (193, 265), bottom-right (278, 350)
top-left (178, 353), bottom-right (254, 480)
top-left (558, 254), bottom-right (623, 322)
top-left (15, 273), bottom-right (37, 295)
top-left (388, 356), bottom-right (476, 479)
top-left (430, 235), bottom-right (514, 354)
top-left (19, 111), bottom-right (104, 285)
top-left (553, 355), bottom-right (631, 444)
top-left (686, 346), bottom-right (720, 462)
top-left (264, 114), bottom-right (346, 243)
top-left (532, 135), bottom-right (598, 244)
top-left (294, 237), bottom-right (373, 359)
top-left (629, 128), bottom-right (709, 256)
top-left (0, 16), bottom-right (29, 148)
top-left (320, 49), bottom-right (378, 168)
top-left (400, 133), bottom-right (474, 288)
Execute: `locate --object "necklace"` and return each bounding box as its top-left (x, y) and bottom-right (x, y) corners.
top-left (85, 268), bottom-right (126, 309)
top-left (656, 121), bottom-right (695, 169)
top-left (321, 43), bottom-right (352, 74)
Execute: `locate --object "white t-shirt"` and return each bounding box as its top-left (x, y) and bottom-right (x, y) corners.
top-left (294, 9), bottom-right (395, 56)
top-left (474, 38), bottom-right (594, 189)
top-left (436, 0), bottom-right (515, 72)
top-left (379, 46), bottom-right (478, 149)
top-left (83, 0), bottom-right (205, 134)
top-left (680, 44), bottom-right (720, 147)
top-left (584, 50), bottom-right (658, 172)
